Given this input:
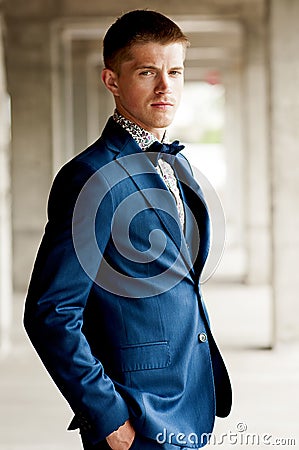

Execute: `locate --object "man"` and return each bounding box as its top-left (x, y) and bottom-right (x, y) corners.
top-left (24, 10), bottom-right (232, 450)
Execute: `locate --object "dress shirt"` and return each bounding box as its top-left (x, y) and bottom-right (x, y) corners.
top-left (113, 110), bottom-right (185, 229)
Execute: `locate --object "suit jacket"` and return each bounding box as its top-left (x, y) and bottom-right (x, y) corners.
top-left (24, 118), bottom-right (232, 448)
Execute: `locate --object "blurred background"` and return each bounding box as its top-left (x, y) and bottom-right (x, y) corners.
top-left (0, 0), bottom-right (298, 449)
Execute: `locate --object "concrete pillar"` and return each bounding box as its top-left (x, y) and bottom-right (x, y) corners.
top-left (243, 21), bottom-right (271, 285)
top-left (86, 55), bottom-right (115, 144)
top-left (0, 13), bottom-right (12, 352)
top-left (6, 21), bottom-right (53, 291)
top-left (270, 0), bottom-right (299, 342)
top-left (52, 27), bottom-right (115, 173)
top-left (222, 66), bottom-right (247, 281)
top-left (73, 41), bottom-right (88, 153)
top-left (51, 24), bottom-right (74, 174)
top-left (73, 44), bottom-right (114, 152)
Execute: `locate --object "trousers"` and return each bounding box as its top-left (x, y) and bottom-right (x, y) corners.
top-left (80, 432), bottom-right (190, 450)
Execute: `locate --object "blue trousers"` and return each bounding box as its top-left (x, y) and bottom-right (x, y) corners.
top-left (81, 432), bottom-right (188, 450)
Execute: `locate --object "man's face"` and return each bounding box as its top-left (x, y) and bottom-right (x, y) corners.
top-left (102, 42), bottom-right (185, 140)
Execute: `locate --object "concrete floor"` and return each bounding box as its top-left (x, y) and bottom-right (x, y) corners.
top-left (0, 287), bottom-right (298, 450)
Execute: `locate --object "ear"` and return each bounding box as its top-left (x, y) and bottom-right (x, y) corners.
top-left (102, 68), bottom-right (120, 96)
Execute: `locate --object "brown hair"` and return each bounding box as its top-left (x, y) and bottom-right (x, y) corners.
top-left (103, 10), bottom-right (190, 73)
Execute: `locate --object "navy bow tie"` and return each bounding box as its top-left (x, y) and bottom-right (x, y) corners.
top-left (146, 140), bottom-right (185, 166)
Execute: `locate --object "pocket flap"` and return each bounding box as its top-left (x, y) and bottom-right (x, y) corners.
top-left (120, 341), bottom-right (171, 372)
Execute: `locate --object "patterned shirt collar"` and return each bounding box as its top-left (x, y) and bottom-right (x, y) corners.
top-left (113, 109), bottom-right (168, 150)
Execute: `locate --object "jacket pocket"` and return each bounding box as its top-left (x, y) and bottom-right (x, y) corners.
top-left (120, 341), bottom-right (171, 372)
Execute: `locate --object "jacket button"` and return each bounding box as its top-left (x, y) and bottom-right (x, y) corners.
top-left (198, 332), bottom-right (207, 343)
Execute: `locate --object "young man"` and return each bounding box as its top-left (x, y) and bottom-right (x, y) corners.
top-left (24, 10), bottom-right (232, 450)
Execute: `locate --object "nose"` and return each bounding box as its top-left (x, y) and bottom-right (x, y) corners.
top-left (155, 72), bottom-right (172, 94)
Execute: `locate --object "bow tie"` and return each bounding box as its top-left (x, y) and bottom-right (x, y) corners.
top-left (146, 140), bottom-right (185, 166)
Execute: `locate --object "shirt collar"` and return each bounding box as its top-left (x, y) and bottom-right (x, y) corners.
top-left (113, 109), bottom-right (168, 150)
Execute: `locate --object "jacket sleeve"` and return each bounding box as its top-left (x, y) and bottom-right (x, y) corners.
top-left (23, 160), bottom-right (129, 445)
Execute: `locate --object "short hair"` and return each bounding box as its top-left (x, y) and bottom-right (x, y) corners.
top-left (103, 10), bottom-right (190, 73)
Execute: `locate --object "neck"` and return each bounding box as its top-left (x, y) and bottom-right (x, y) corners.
top-left (114, 108), bottom-right (166, 142)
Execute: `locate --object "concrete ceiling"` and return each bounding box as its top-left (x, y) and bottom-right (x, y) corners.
top-left (3, 0), bottom-right (266, 22)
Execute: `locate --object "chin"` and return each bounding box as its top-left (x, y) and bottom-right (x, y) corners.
top-left (151, 116), bottom-right (174, 129)
top-left (154, 120), bottom-right (173, 129)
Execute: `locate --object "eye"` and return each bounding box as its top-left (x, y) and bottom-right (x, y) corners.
top-left (139, 70), bottom-right (154, 76)
top-left (169, 70), bottom-right (183, 76)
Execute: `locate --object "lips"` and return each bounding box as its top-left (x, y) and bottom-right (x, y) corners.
top-left (151, 102), bottom-right (174, 108)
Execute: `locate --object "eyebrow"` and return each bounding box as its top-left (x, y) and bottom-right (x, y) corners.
top-left (134, 65), bottom-right (184, 71)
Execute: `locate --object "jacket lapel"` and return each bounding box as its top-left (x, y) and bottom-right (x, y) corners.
top-left (101, 118), bottom-right (208, 275)
top-left (114, 142), bottom-right (193, 272)
top-left (173, 156), bottom-right (211, 278)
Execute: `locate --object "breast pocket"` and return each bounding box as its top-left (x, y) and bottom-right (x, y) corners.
top-left (120, 341), bottom-right (171, 372)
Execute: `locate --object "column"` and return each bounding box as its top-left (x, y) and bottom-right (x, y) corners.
top-left (270, 0), bottom-right (299, 342)
top-left (222, 65), bottom-right (247, 281)
top-left (243, 21), bottom-right (271, 285)
top-left (6, 20), bottom-right (53, 291)
top-left (0, 13), bottom-right (12, 352)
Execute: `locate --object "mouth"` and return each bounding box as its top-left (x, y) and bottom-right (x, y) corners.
top-left (151, 102), bottom-right (174, 109)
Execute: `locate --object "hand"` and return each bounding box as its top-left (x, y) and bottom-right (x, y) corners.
top-left (106, 420), bottom-right (136, 450)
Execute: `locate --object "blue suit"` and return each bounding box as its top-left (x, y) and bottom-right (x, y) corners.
top-left (24, 118), bottom-right (232, 449)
